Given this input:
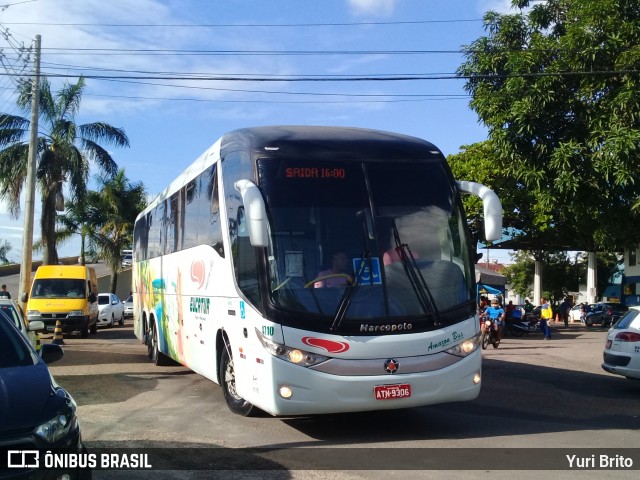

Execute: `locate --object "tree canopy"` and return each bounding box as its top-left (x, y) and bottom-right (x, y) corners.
top-left (458, 0), bottom-right (640, 252)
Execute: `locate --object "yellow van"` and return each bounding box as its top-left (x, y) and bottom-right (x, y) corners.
top-left (24, 265), bottom-right (99, 338)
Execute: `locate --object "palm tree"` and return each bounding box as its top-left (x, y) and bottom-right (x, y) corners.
top-left (86, 169), bottom-right (147, 293)
top-left (0, 76), bottom-right (129, 264)
top-left (0, 240), bottom-right (11, 264)
top-left (57, 197), bottom-right (98, 266)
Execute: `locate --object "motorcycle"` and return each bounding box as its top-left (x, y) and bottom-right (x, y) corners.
top-left (505, 313), bottom-right (541, 337)
top-left (481, 316), bottom-right (500, 349)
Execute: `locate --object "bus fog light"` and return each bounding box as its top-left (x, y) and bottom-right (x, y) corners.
top-left (279, 386), bottom-right (293, 399)
top-left (473, 372), bottom-right (481, 384)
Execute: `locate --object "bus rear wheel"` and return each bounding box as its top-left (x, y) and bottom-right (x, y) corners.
top-left (147, 320), bottom-right (171, 366)
top-left (219, 344), bottom-right (256, 416)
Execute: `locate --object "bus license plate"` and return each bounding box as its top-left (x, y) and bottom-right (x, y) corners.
top-left (374, 384), bottom-right (411, 400)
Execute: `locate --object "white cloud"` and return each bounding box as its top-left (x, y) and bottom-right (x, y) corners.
top-left (347, 0), bottom-right (399, 17)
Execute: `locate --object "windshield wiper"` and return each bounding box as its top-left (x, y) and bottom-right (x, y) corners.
top-left (392, 221), bottom-right (442, 326)
top-left (330, 250), bottom-right (370, 332)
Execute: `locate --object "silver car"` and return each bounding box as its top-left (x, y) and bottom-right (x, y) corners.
top-left (123, 295), bottom-right (134, 319)
top-left (0, 298), bottom-right (45, 352)
top-left (602, 306), bottom-right (640, 380)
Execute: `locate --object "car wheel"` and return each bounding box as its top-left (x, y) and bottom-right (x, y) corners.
top-left (219, 341), bottom-right (256, 416)
top-left (80, 320), bottom-right (89, 339)
top-left (109, 314), bottom-right (114, 328)
top-left (119, 313), bottom-right (124, 326)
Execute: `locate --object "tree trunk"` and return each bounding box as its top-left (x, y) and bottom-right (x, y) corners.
top-left (41, 186), bottom-right (59, 265)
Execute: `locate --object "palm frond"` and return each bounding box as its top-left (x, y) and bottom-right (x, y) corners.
top-left (57, 77), bottom-right (85, 119)
top-left (81, 139), bottom-right (118, 176)
top-left (79, 122), bottom-right (129, 148)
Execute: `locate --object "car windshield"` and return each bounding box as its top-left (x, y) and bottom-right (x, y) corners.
top-left (0, 303), bottom-right (22, 330)
top-left (31, 279), bottom-right (86, 299)
top-left (125, 296), bottom-right (133, 303)
top-left (98, 295), bottom-right (110, 305)
top-left (259, 158), bottom-right (474, 324)
top-left (0, 310), bottom-right (38, 368)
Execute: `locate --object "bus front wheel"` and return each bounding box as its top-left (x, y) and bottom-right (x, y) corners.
top-left (219, 344), bottom-right (256, 416)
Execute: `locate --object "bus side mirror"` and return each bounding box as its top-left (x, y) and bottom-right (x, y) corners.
top-left (88, 292), bottom-right (97, 303)
top-left (456, 181), bottom-right (503, 241)
top-left (234, 179), bottom-right (269, 247)
top-left (21, 292), bottom-right (28, 303)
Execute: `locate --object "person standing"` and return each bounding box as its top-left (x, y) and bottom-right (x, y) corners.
top-left (540, 296), bottom-right (553, 340)
top-left (0, 284), bottom-right (10, 298)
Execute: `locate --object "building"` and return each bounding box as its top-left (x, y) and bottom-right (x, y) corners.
top-left (622, 245), bottom-right (640, 306)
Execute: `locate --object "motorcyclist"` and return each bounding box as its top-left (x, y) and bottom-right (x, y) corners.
top-left (482, 298), bottom-right (506, 341)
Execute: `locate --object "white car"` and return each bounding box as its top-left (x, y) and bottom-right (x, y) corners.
top-left (0, 298), bottom-right (44, 352)
top-left (97, 293), bottom-right (125, 327)
top-left (569, 304), bottom-right (584, 322)
top-left (121, 253), bottom-right (133, 268)
top-left (602, 306), bottom-right (640, 380)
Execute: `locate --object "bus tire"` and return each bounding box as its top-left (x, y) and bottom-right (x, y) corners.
top-left (147, 320), bottom-right (171, 366)
top-left (219, 344), bottom-right (255, 416)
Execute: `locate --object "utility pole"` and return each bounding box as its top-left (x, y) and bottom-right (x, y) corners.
top-left (18, 34), bottom-right (41, 310)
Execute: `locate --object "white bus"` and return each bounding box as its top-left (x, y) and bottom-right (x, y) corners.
top-left (132, 126), bottom-right (502, 416)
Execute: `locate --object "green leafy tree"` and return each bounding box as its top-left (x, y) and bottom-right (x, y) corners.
top-left (458, 0), bottom-right (640, 252)
top-left (504, 250), bottom-right (622, 301)
top-left (448, 140), bottom-right (538, 260)
top-left (0, 76), bottom-right (129, 265)
top-left (85, 169), bottom-right (146, 293)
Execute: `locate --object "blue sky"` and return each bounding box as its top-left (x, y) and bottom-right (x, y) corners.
top-left (0, 0), bottom-right (517, 263)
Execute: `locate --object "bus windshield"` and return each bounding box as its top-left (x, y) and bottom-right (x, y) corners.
top-left (258, 158), bottom-right (474, 325)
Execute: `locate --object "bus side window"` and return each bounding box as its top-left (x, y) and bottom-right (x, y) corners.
top-left (223, 152), bottom-right (261, 306)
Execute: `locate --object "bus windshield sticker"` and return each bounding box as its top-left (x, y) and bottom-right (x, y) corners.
top-left (285, 251), bottom-right (304, 277)
top-left (352, 257), bottom-right (382, 285)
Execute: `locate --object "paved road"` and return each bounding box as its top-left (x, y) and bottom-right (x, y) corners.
top-left (34, 320), bottom-right (640, 480)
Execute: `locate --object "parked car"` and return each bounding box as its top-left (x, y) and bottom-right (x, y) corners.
top-left (0, 298), bottom-right (44, 353)
top-left (97, 293), bottom-right (125, 327)
top-left (602, 306), bottom-right (640, 380)
top-left (584, 302), bottom-right (629, 328)
top-left (121, 253), bottom-right (133, 268)
top-left (569, 304), bottom-right (584, 322)
top-left (0, 310), bottom-right (89, 479)
top-left (123, 295), bottom-right (134, 319)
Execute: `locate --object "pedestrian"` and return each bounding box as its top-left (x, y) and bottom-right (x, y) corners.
top-left (0, 284), bottom-right (10, 299)
top-left (540, 296), bottom-right (553, 340)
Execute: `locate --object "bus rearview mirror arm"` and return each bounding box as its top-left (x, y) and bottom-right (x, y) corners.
top-left (234, 179), bottom-right (269, 247)
top-left (456, 181), bottom-right (503, 242)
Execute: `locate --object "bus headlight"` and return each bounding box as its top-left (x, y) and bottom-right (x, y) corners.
top-left (256, 328), bottom-right (329, 367)
top-left (444, 333), bottom-right (481, 357)
top-left (68, 310), bottom-right (84, 317)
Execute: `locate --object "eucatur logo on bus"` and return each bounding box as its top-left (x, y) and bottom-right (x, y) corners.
top-left (190, 260), bottom-right (206, 289)
top-left (301, 337), bottom-right (350, 353)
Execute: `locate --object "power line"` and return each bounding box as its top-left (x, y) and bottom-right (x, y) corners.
top-left (37, 47), bottom-right (463, 56)
top-left (0, 69), bottom-right (635, 82)
top-left (1, 18), bottom-right (483, 28)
